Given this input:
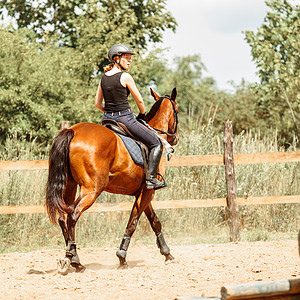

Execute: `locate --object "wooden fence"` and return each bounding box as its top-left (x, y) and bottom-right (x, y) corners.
top-left (1, 151), bottom-right (300, 171)
top-left (1, 121), bottom-right (300, 241)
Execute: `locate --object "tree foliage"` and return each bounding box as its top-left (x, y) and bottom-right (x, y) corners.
top-left (0, 1), bottom-right (177, 144)
top-left (0, 0), bottom-right (299, 148)
top-left (156, 55), bottom-right (210, 120)
top-left (0, 0), bottom-right (177, 88)
top-left (0, 28), bottom-right (176, 143)
top-left (245, 0), bottom-right (300, 143)
top-left (0, 1), bottom-right (176, 61)
top-left (0, 29), bottom-right (95, 142)
top-left (155, 55), bottom-right (259, 134)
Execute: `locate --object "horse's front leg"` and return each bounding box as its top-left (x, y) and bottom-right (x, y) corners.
top-left (144, 203), bottom-right (175, 264)
top-left (116, 189), bottom-right (154, 269)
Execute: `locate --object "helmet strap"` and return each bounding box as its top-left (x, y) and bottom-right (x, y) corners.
top-left (116, 55), bottom-right (126, 70)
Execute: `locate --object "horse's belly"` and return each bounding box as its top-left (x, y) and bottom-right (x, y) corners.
top-left (105, 169), bottom-right (143, 195)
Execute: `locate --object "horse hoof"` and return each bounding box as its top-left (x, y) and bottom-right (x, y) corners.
top-left (165, 254), bottom-right (175, 265)
top-left (57, 257), bottom-right (71, 275)
top-left (71, 262), bottom-right (86, 273)
top-left (117, 255), bottom-right (128, 269)
top-left (118, 262), bottom-right (128, 270)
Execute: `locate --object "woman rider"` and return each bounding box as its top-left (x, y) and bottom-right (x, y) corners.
top-left (95, 44), bottom-right (165, 190)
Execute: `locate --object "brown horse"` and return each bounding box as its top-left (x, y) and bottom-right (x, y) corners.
top-left (45, 88), bottom-right (179, 274)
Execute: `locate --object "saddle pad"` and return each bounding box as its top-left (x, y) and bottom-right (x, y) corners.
top-left (115, 133), bottom-right (144, 166)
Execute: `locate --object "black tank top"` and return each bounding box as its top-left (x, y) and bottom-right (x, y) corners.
top-left (101, 72), bottom-right (131, 112)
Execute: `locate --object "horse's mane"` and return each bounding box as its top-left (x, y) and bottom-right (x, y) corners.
top-left (145, 96), bottom-right (170, 123)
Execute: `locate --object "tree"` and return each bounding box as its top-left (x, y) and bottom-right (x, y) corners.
top-left (1, 0), bottom-right (177, 82)
top-left (0, 0), bottom-right (176, 49)
top-left (245, 0), bottom-right (300, 143)
top-left (0, 29), bottom-right (95, 143)
top-left (0, 28), bottom-right (174, 144)
top-left (157, 55), bottom-right (206, 112)
top-left (0, 1), bottom-right (177, 144)
top-left (155, 54), bottom-right (227, 130)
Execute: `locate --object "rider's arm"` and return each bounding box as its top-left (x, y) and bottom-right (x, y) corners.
top-left (95, 80), bottom-right (105, 112)
top-left (122, 73), bottom-right (145, 114)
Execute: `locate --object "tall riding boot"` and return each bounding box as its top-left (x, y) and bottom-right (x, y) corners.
top-left (146, 143), bottom-right (166, 190)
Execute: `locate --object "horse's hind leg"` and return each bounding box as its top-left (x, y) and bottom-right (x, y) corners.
top-left (57, 213), bottom-right (84, 275)
top-left (58, 178), bottom-right (77, 246)
top-left (57, 222), bottom-right (85, 274)
top-left (64, 190), bottom-right (100, 273)
top-left (144, 203), bottom-right (175, 264)
top-left (57, 180), bottom-right (99, 274)
top-left (56, 180), bottom-right (85, 274)
top-left (58, 213), bottom-right (68, 246)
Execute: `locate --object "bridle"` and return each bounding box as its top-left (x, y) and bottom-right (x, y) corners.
top-left (152, 95), bottom-right (179, 137)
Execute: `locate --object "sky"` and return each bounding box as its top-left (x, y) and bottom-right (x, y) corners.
top-left (156, 0), bottom-right (270, 91)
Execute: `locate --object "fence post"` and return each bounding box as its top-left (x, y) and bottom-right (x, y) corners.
top-left (223, 121), bottom-right (240, 242)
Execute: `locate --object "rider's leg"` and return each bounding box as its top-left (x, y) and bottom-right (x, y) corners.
top-left (106, 112), bottom-right (166, 190)
top-left (145, 142), bottom-right (165, 190)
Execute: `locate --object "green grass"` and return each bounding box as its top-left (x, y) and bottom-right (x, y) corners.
top-left (0, 126), bottom-right (299, 253)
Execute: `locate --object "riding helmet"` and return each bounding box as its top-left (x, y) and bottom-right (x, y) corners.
top-left (108, 44), bottom-right (135, 62)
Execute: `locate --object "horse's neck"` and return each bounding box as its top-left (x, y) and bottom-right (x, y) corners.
top-left (148, 102), bottom-right (169, 131)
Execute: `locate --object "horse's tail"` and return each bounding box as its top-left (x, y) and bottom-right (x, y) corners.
top-left (46, 128), bottom-right (75, 224)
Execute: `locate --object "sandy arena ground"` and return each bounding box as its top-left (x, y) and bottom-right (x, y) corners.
top-left (0, 240), bottom-right (299, 299)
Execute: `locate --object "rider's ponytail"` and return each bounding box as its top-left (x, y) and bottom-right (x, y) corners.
top-left (104, 56), bottom-right (120, 72)
top-left (104, 62), bottom-right (114, 72)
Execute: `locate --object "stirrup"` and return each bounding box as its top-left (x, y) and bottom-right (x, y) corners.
top-left (146, 173), bottom-right (167, 190)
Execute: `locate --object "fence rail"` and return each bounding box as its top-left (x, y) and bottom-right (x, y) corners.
top-left (1, 151), bottom-right (300, 171)
top-left (0, 195), bottom-right (299, 215)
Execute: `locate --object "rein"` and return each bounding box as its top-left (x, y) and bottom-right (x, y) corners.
top-left (138, 95), bottom-right (178, 160)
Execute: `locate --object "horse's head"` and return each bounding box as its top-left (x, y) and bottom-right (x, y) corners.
top-left (147, 88), bottom-right (179, 146)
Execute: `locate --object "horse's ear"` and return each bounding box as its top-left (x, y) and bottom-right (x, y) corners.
top-left (171, 88), bottom-right (177, 101)
top-left (150, 88), bottom-right (160, 101)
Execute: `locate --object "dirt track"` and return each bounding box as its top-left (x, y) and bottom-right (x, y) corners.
top-left (0, 240), bottom-right (299, 299)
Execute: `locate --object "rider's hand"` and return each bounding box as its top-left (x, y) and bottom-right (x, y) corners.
top-left (136, 113), bottom-right (146, 122)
